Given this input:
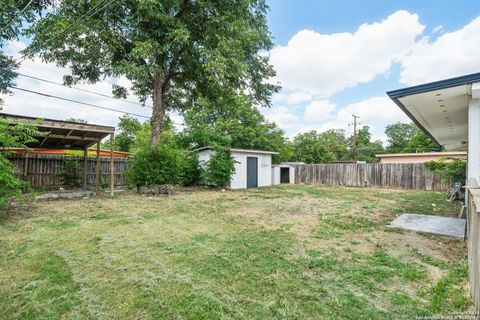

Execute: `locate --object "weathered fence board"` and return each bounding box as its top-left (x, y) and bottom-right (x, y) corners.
top-left (293, 163), bottom-right (449, 191)
top-left (6, 153), bottom-right (129, 189)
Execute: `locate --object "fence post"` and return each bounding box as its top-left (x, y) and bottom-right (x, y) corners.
top-left (110, 133), bottom-right (115, 197)
top-left (95, 141), bottom-right (100, 192)
top-left (83, 148), bottom-right (88, 189)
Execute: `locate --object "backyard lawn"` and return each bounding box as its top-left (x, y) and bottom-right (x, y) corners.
top-left (0, 185), bottom-right (470, 319)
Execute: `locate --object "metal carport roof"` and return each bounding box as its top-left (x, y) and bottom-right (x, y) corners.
top-left (0, 113), bottom-right (115, 150)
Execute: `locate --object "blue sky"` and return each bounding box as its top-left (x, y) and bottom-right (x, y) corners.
top-left (3, 1), bottom-right (480, 143)
top-left (261, 0), bottom-right (480, 141)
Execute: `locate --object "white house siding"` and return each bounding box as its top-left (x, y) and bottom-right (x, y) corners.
top-left (230, 152), bottom-right (272, 189)
top-left (198, 148), bottom-right (273, 189)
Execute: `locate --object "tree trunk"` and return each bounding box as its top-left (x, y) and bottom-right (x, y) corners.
top-left (151, 70), bottom-right (165, 145)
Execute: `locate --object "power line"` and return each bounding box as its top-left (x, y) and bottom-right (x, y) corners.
top-left (10, 86), bottom-right (151, 119)
top-left (8, 86), bottom-right (185, 126)
top-left (0, 0), bottom-right (35, 35)
top-left (17, 73), bottom-right (153, 108)
top-left (17, 0), bottom-right (115, 63)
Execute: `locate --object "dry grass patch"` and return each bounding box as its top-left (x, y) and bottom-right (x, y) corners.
top-left (0, 185), bottom-right (470, 319)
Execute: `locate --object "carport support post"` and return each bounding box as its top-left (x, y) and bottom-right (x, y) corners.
top-left (83, 148), bottom-right (88, 189)
top-left (468, 83), bottom-right (480, 186)
top-left (110, 133), bottom-right (115, 197)
top-left (95, 140), bottom-right (100, 193)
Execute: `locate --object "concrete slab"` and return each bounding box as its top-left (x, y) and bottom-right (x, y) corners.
top-left (389, 213), bottom-right (466, 240)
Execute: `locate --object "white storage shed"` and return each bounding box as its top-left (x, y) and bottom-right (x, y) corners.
top-left (272, 164), bottom-right (295, 185)
top-left (197, 147), bottom-right (278, 189)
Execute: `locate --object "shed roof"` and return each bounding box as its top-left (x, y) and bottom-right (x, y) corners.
top-left (196, 146), bottom-right (278, 155)
top-left (1, 113), bottom-right (115, 150)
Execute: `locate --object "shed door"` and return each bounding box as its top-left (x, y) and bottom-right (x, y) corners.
top-left (246, 157), bottom-right (258, 188)
top-left (280, 167), bottom-right (290, 183)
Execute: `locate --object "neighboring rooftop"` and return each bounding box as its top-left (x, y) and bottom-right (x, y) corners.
top-left (1, 113), bottom-right (115, 150)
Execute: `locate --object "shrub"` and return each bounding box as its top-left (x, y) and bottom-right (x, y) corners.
top-left (200, 147), bottom-right (236, 188)
top-left (425, 158), bottom-right (466, 184)
top-left (0, 156), bottom-right (28, 207)
top-left (0, 114), bottom-right (43, 207)
top-left (60, 158), bottom-right (81, 188)
top-left (126, 143), bottom-right (199, 188)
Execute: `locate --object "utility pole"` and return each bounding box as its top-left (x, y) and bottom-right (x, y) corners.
top-left (352, 115), bottom-right (360, 164)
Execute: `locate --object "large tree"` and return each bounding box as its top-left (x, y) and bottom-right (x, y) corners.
top-left (181, 94), bottom-right (291, 162)
top-left (349, 126), bottom-right (384, 163)
top-left (27, 0), bottom-right (278, 144)
top-left (0, 0), bottom-right (51, 105)
top-left (292, 129), bottom-right (349, 164)
top-left (385, 122), bottom-right (439, 153)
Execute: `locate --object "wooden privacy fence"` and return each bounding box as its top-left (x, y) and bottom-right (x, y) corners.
top-left (293, 163), bottom-right (450, 191)
top-left (6, 153), bottom-right (129, 189)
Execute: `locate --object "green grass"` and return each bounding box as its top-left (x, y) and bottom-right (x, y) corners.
top-left (0, 185), bottom-right (470, 319)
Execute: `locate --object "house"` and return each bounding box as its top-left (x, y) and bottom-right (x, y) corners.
top-left (386, 72), bottom-right (480, 311)
top-left (376, 151), bottom-right (467, 164)
top-left (197, 147), bottom-right (278, 189)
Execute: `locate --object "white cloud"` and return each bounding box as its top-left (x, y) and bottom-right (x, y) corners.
top-left (318, 96), bottom-right (409, 132)
top-left (285, 91), bottom-right (312, 105)
top-left (303, 100), bottom-right (336, 121)
top-left (262, 105), bottom-right (300, 129)
top-left (432, 25), bottom-right (444, 34)
top-left (270, 10), bottom-right (424, 97)
top-left (400, 16), bottom-right (480, 85)
top-left (1, 41), bottom-right (155, 130)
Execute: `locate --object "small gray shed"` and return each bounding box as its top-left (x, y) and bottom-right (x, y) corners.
top-left (197, 147), bottom-right (278, 189)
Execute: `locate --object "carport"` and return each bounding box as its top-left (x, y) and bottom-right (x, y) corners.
top-left (1, 113), bottom-right (116, 196)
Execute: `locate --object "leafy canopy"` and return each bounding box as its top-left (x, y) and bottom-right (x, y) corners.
top-left (181, 94), bottom-right (290, 162)
top-left (0, 0), bottom-right (52, 105)
top-left (292, 129), bottom-right (350, 164)
top-left (28, 0), bottom-right (278, 144)
top-left (385, 122), bottom-right (439, 153)
top-left (115, 115), bottom-right (142, 152)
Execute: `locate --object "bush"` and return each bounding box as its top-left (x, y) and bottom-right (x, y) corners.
top-left (0, 156), bottom-right (28, 207)
top-left (126, 143), bottom-right (199, 188)
top-left (60, 158), bottom-right (81, 188)
top-left (200, 147), bottom-right (236, 188)
top-left (0, 113), bottom-right (43, 207)
top-left (425, 158), bottom-right (466, 184)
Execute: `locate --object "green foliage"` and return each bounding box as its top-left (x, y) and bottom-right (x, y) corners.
top-left (65, 118), bottom-right (87, 124)
top-left (28, 0), bottom-right (278, 144)
top-left (425, 158), bottom-right (466, 184)
top-left (126, 124), bottom-right (199, 187)
top-left (0, 156), bottom-right (27, 207)
top-left (200, 147), bottom-right (236, 188)
top-left (1, 1), bottom-right (51, 105)
top-left (291, 129), bottom-right (349, 163)
top-left (385, 122), bottom-right (439, 153)
top-left (115, 115), bottom-right (142, 152)
top-left (181, 95), bottom-right (290, 163)
top-left (60, 159), bottom-right (81, 189)
top-left (403, 130), bottom-right (439, 153)
top-left (0, 112), bottom-right (43, 206)
top-left (350, 126), bottom-right (385, 163)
